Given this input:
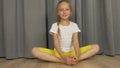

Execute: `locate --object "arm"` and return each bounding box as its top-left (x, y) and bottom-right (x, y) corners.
top-left (52, 33), bottom-right (73, 65)
top-left (73, 32), bottom-right (80, 58)
top-left (52, 33), bottom-right (65, 60)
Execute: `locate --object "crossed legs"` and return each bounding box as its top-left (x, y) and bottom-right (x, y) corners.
top-left (32, 44), bottom-right (100, 63)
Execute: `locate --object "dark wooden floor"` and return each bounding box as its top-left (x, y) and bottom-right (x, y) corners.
top-left (0, 55), bottom-right (120, 68)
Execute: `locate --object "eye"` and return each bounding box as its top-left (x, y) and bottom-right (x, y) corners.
top-left (59, 9), bottom-right (64, 11)
top-left (59, 8), bottom-right (70, 11)
top-left (66, 8), bottom-right (70, 11)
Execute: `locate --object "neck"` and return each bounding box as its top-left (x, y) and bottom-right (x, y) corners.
top-left (59, 19), bottom-right (70, 26)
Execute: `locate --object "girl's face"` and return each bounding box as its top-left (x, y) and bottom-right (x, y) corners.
top-left (57, 2), bottom-right (71, 20)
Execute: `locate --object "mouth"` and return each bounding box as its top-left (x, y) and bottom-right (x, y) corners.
top-left (62, 15), bottom-right (68, 17)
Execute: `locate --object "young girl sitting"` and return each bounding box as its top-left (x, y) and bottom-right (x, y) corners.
top-left (32, 0), bottom-right (99, 65)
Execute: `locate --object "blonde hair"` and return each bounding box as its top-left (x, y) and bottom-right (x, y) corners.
top-left (56, 0), bottom-right (72, 35)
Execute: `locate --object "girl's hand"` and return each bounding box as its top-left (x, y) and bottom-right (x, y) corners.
top-left (61, 56), bottom-right (79, 65)
top-left (70, 56), bottom-right (79, 65)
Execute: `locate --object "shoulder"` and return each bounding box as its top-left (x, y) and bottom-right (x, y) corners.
top-left (70, 21), bottom-right (81, 32)
top-left (49, 22), bottom-right (58, 34)
top-left (51, 22), bottom-right (57, 26)
top-left (51, 22), bottom-right (58, 27)
top-left (70, 21), bottom-right (78, 26)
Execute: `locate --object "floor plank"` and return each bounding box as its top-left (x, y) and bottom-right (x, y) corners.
top-left (0, 55), bottom-right (120, 68)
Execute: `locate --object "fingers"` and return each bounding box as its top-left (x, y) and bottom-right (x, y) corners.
top-left (63, 56), bottom-right (79, 65)
top-left (70, 56), bottom-right (79, 65)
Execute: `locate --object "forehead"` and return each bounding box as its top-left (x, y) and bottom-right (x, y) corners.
top-left (58, 2), bottom-right (70, 8)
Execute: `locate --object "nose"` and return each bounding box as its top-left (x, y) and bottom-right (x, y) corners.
top-left (63, 9), bottom-right (67, 13)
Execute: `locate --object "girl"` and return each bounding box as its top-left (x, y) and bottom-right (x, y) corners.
top-left (32, 0), bottom-right (99, 65)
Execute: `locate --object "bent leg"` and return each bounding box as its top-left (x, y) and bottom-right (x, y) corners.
top-left (79, 44), bottom-right (100, 61)
top-left (32, 47), bottom-right (63, 63)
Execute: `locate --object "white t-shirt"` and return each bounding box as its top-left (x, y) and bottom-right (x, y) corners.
top-left (49, 21), bottom-right (81, 52)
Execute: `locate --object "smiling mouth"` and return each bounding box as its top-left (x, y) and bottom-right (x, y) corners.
top-left (63, 15), bottom-right (68, 17)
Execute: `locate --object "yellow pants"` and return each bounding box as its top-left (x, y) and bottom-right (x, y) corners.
top-left (39, 45), bottom-right (91, 58)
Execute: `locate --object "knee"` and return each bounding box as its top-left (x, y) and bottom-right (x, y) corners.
top-left (32, 47), bottom-right (38, 55)
top-left (92, 44), bottom-right (100, 53)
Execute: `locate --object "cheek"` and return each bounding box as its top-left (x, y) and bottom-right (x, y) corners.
top-left (69, 11), bottom-right (72, 14)
top-left (66, 11), bottom-right (71, 14)
top-left (57, 11), bottom-right (63, 15)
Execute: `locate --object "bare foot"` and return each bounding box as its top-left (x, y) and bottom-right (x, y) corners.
top-left (59, 58), bottom-right (71, 65)
top-left (70, 56), bottom-right (79, 65)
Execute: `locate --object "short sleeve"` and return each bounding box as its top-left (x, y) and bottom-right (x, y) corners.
top-left (49, 23), bottom-right (58, 34)
top-left (73, 23), bottom-right (81, 33)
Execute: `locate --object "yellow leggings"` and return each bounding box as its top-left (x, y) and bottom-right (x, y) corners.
top-left (39, 45), bottom-right (91, 58)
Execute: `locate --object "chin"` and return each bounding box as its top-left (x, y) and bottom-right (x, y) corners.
top-left (62, 17), bottom-right (69, 20)
top-left (62, 18), bottom-right (69, 20)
